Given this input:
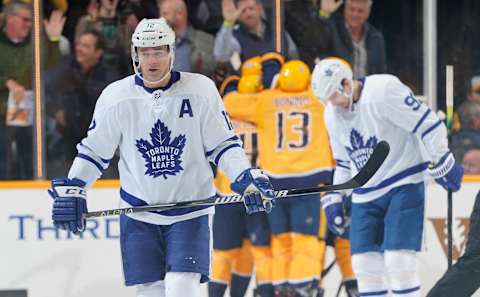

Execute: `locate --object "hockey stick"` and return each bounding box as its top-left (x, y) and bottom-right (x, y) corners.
top-left (446, 65), bottom-right (454, 269)
top-left (85, 141), bottom-right (389, 218)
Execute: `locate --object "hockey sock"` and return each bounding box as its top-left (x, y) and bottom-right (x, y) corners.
top-left (352, 252), bottom-right (387, 297)
top-left (290, 233), bottom-right (320, 284)
top-left (208, 282), bottom-right (228, 297)
top-left (271, 233), bottom-right (292, 285)
top-left (385, 250), bottom-right (421, 297)
top-left (165, 272), bottom-right (202, 297)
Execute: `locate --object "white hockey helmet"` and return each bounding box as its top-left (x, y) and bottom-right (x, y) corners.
top-left (311, 57), bottom-right (353, 105)
top-left (131, 18), bottom-right (176, 82)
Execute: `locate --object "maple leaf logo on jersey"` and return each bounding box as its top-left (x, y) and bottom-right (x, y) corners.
top-left (346, 129), bottom-right (378, 171)
top-left (324, 68), bottom-right (334, 77)
top-left (135, 119), bottom-right (186, 179)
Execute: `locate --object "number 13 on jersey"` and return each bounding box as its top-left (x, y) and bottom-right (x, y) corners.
top-left (276, 110), bottom-right (311, 150)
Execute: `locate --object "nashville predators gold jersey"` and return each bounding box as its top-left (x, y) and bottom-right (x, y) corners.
top-left (224, 88), bottom-right (334, 179)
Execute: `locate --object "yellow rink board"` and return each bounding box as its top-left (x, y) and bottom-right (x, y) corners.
top-left (0, 176), bottom-right (479, 189)
top-left (0, 179), bottom-right (120, 189)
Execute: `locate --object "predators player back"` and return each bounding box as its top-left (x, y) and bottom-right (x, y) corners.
top-left (225, 58), bottom-right (335, 296)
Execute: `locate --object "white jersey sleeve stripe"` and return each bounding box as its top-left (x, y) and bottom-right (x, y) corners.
top-left (213, 143), bottom-right (241, 165)
top-left (205, 135), bottom-right (240, 157)
top-left (336, 163), bottom-right (350, 170)
top-left (76, 153), bottom-right (106, 172)
top-left (411, 109), bottom-right (431, 134)
top-left (80, 142), bottom-right (111, 164)
top-left (421, 119), bottom-right (442, 140)
top-left (335, 159), bottom-right (350, 170)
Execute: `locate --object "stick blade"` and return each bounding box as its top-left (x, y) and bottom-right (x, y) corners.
top-left (351, 140), bottom-right (390, 187)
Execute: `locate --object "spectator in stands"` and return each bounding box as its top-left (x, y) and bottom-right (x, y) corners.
top-left (451, 101), bottom-right (480, 164)
top-left (45, 30), bottom-right (120, 175)
top-left (118, 0), bottom-right (158, 19)
top-left (213, 0), bottom-right (298, 64)
top-left (466, 74), bottom-right (480, 103)
top-left (1, 0), bottom-right (68, 14)
top-left (462, 149), bottom-right (480, 174)
top-left (159, 0), bottom-right (216, 77)
top-left (319, 0), bottom-right (386, 78)
top-left (187, 0), bottom-right (223, 35)
top-left (75, 0), bottom-right (132, 76)
top-left (283, 0), bottom-right (335, 68)
top-left (0, 1), bottom-right (63, 179)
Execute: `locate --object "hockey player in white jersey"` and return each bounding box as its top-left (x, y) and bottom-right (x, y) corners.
top-left (311, 57), bottom-right (464, 297)
top-left (48, 18), bottom-right (275, 297)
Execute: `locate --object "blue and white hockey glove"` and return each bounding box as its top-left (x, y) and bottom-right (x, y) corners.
top-left (428, 152), bottom-right (464, 192)
top-left (322, 192), bottom-right (348, 236)
top-left (231, 169), bottom-right (276, 214)
top-left (48, 177), bottom-right (88, 234)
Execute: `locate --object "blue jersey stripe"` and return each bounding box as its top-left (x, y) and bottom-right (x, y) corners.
top-left (353, 162), bottom-right (429, 195)
top-left (79, 142), bottom-right (111, 164)
top-left (392, 286), bottom-right (420, 294)
top-left (76, 153), bottom-right (105, 173)
top-left (421, 120), bottom-right (442, 139)
top-left (336, 163), bottom-right (350, 170)
top-left (205, 136), bottom-right (240, 157)
top-left (120, 188), bottom-right (210, 216)
top-left (412, 109), bottom-right (431, 134)
top-left (359, 290), bottom-right (388, 296)
top-left (214, 143), bottom-right (241, 165)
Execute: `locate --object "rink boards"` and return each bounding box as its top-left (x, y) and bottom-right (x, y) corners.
top-left (0, 179), bottom-right (479, 297)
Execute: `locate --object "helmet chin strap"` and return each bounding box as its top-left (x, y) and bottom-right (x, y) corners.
top-left (138, 69), bottom-right (171, 86)
top-left (345, 78), bottom-right (355, 112)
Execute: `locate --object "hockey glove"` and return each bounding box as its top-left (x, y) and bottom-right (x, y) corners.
top-left (261, 52), bottom-right (284, 88)
top-left (322, 192), bottom-right (348, 236)
top-left (48, 177), bottom-right (88, 234)
top-left (231, 169), bottom-right (276, 214)
top-left (428, 152), bottom-right (464, 192)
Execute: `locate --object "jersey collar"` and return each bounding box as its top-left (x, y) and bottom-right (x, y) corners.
top-left (135, 71), bottom-right (181, 93)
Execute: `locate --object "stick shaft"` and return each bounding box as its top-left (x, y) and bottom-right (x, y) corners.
top-left (446, 65), bottom-right (454, 269)
top-left (85, 141), bottom-right (389, 218)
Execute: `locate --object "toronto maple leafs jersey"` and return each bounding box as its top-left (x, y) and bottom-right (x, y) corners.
top-left (325, 74), bottom-right (449, 203)
top-left (68, 71), bottom-right (251, 225)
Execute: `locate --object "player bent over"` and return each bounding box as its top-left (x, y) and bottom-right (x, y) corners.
top-left (311, 57), bottom-right (463, 297)
top-left (48, 18), bottom-right (275, 297)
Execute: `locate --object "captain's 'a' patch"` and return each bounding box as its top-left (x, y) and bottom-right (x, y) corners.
top-left (135, 119), bottom-right (186, 179)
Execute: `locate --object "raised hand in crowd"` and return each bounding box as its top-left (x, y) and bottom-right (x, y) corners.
top-left (222, 0), bottom-right (247, 25)
top-left (87, 0), bottom-right (99, 19)
top-left (43, 10), bottom-right (66, 40)
top-left (87, 0), bottom-right (119, 20)
top-left (99, 0), bottom-right (119, 18)
top-left (320, 0), bottom-right (343, 16)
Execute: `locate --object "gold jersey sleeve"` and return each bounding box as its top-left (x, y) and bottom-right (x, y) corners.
top-left (228, 88), bottom-right (334, 178)
top-left (214, 113), bottom-right (259, 195)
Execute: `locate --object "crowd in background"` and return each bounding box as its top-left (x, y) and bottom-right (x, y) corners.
top-left (0, 0), bottom-right (479, 180)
